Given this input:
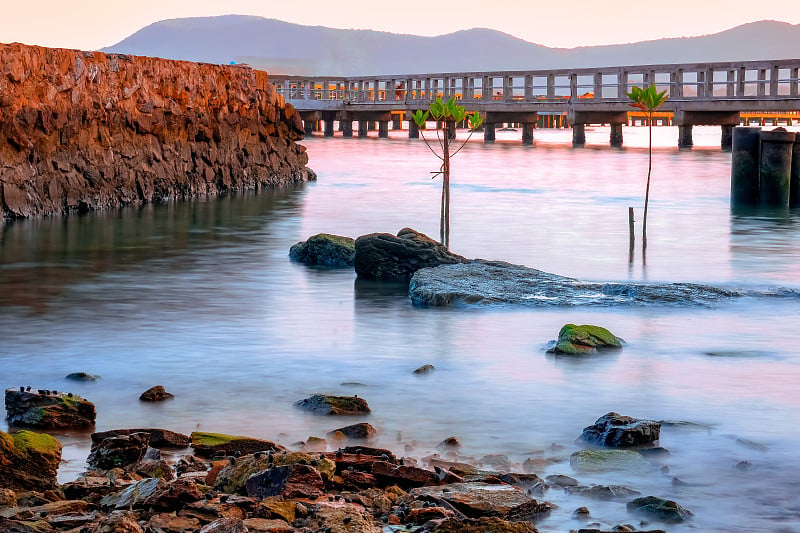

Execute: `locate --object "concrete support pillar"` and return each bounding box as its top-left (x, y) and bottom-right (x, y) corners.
top-left (367, 121), bottom-right (376, 131)
top-left (378, 121), bottom-right (389, 138)
top-left (303, 120), bottom-right (314, 136)
top-left (760, 129), bottom-right (796, 207)
top-left (409, 120), bottom-right (419, 139)
top-left (392, 115), bottom-right (402, 130)
top-left (342, 121), bottom-right (353, 138)
top-left (324, 120), bottom-right (334, 137)
top-left (572, 124), bottom-right (585, 146)
top-left (358, 120), bottom-right (368, 138)
top-left (792, 134), bottom-right (800, 207)
top-left (721, 125), bottom-right (734, 151)
top-left (610, 123), bottom-right (623, 147)
top-left (484, 122), bottom-right (496, 143)
top-left (522, 123), bottom-right (535, 145)
top-left (446, 121), bottom-right (456, 140)
top-left (678, 125), bottom-right (693, 148)
top-left (730, 127), bottom-right (761, 207)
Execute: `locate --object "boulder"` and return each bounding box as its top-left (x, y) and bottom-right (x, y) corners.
top-left (143, 478), bottom-right (202, 510)
top-left (549, 324), bottom-right (624, 355)
top-left (579, 412), bottom-right (660, 447)
top-left (100, 478), bottom-right (167, 509)
top-left (294, 394), bottom-right (371, 415)
top-left (87, 432), bottom-right (150, 470)
top-left (4, 388), bottom-right (96, 428)
top-left (570, 449), bottom-right (649, 473)
top-left (326, 422), bottom-right (376, 440)
top-left (214, 451), bottom-right (333, 494)
top-left (354, 228), bottom-right (467, 280)
top-left (245, 464), bottom-right (325, 499)
top-left (565, 484), bottom-right (641, 500)
top-left (289, 233), bottom-right (356, 267)
top-left (139, 385), bottom-right (174, 401)
top-left (190, 431), bottom-right (285, 458)
top-left (0, 430), bottom-right (62, 491)
top-left (409, 259), bottom-right (741, 307)
top-left (91, 428), bottom-right (191, 448)
top-left (408, 482), bottom-right (551, 519)
top-left (626, 495), bottom-right (693, 522)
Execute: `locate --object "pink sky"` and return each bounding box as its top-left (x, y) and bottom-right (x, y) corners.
top-left (2, 0), bottom-right (799, 51)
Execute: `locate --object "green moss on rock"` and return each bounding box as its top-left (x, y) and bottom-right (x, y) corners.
top-left (13, 430), bottom-right (62, 458)
top-left (289, 233), bottom-right (356, 268)
top-left (190, 432), bottom-right (285, 458)
top-left (550, 324), bottom-right (624, 355)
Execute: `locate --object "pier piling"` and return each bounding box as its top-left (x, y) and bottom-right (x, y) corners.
top-left (759, 129), bottom-right (795, 207)
top-left (792, 133), bottom-right (800, 207)
top-left (730, 127), bottom-right (762, 207)
top-left (572, 124), bottom-right (585, 146)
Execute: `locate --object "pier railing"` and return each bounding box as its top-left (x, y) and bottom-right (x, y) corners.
top-left (271, 59), bottom-right (800, 111)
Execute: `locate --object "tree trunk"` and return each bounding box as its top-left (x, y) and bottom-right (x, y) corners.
top-left (441, 123), bottom-right (451, 249)
top-left (642, 114), bottom-right (652, 251)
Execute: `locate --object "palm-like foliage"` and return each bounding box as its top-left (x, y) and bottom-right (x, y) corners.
top-left (412, 97), bottom-right (484, 249)
top-left (627, 84), bottom-right (668, 249)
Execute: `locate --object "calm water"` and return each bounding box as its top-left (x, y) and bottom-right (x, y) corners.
top-left (2, 126), bottom-right (800, 532)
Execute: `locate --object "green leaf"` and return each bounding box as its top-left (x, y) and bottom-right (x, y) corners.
top-left (411, 109), bottom-right (430, 128)
top-left (468, 112), bottom-right (484, 129)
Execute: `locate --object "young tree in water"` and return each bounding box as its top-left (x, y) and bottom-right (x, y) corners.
top-left (627, 84), bottom-right (668, 250)
top-left (412, 97), bottom-right (484, 250)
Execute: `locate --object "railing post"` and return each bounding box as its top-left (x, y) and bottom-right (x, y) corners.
top-left (593, 72), bottom-right (602, 100)
top-left (483, 75), bottom-right (491, 100)
top-left (463, 76), bottom-right (472, 101)
top-left (770, 66), bottom-right (779, 96)
top-left (547, 73), bottom-right (555, 100)
top-left (758, 69), bottom-right (767, 97)
top-left (792, 68), bottom-right (799, 97)
top-left (503, 76), bottom-right (512, 101)
top-left (737, 67), bottom-right (746, 97)
top-left (524, 74), bottom-right (533, 101)
top-left (618, 69), bottom-right (628, 100)
top-left (569, 73), bottom-right (578, 100)
top-left (704, 68), bottom-right (713, 98)
top-left (727, 70), bottom-right (735, 97)
top-left (425, 78), bottom-right (431, 101)
top-left (697, 70), bottom-right (705, 98)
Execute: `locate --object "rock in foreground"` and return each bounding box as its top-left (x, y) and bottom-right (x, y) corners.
top-left (580, 412), bottom-right (661, 447)
top-left (354, 228), bottom-right (467, 280)
top-left (409, 260), bottom-right (741, 307)
top-left (0, 429), bottom-right (62, 491)
top-left (190, 432), bottom-right (285, 457)
top-left (549, 324), bottom-right (623, 355)
top-left (295, 394), bottom-right (371, 415)
top-left (290, 233), bottom-right (356, 267)
top-left (5, 388), bottom-right (96, 428)
top-left (627, 495), bottom-right (693, 522)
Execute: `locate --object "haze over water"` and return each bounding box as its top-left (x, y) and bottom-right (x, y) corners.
top-left (2, 126), bottom-right (800, 532)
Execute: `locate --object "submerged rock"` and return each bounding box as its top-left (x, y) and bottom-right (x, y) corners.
top-left (295, 394), bottom-right (371, 415)
top-left (579, 412), bottom-right (660, 447)
top-left (549, 324), bottom-right (623, 355)
top-left (0, 429), bottom-right (62, 491)
top-left (409, 260), bottom-right (741, 307)
top-left (354, 228), bottom-right (467, 280)
top-left (289, 233), bottom-right (356, 267)
top-left (5, 388), bottom-right (96, 428)
top-left (626, 495), bottom-right (693, 522)
top-left (569, 449), bottom-right (649, 473)
top-left (65, 372), bottom-right (100, 381)
top-left (326, 422), bottom-right (376, 440)
top-left (565, 484), bottom-right (641, 500)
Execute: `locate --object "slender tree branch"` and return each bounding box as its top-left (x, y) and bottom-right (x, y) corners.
top-left (449, 131), bottom-right (475, 158)
top-left (418, 131), bottom-right (444, 161)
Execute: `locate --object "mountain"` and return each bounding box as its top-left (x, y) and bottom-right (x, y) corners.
top-left (102, 16), bottom-right (800, 76)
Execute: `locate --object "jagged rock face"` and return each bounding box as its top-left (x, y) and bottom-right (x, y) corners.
top-left (0, 42), bottom-right (313, 220)
top-left (4, 388), bottom-right (96, 428)
top-left (579, 412), bottom-right (661, 448)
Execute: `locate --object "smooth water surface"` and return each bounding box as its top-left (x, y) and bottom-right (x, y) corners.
top-left (2, 126), bottom-right (800, 532)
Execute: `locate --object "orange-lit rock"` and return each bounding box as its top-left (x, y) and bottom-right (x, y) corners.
top-left (0, 42), bottom-right (313, 219)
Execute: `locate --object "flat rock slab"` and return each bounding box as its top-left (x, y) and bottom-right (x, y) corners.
top-left (91, 428), bottom-right (191, 448)
top-left (409, 482), bottom-right (548, 519)
top-left (409, 260), bottom-right (742, 307)
top-left (580, 412), bottom-right (661, 447)
top-left (190, 431), bottom-right (285, 458)
top-left (295, 394), bottom-right (371, 415)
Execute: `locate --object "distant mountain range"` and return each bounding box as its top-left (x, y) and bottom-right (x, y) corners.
top-left (102, 16), bottom-right (800, 76)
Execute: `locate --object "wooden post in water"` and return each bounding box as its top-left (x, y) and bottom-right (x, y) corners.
top-left (628, 207), bottom-right (635, 262)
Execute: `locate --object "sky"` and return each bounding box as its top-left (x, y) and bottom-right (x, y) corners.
top-left (2, 0), bottom-right (799, 51)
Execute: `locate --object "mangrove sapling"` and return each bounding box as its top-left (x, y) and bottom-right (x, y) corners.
top-left (627, 84), bottom-right (668, 250)
top-left (412, 97), bottom-right (484, 250)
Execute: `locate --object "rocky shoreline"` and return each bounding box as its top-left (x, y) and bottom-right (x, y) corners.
top-left (2, 387), bottom-right (694, 533)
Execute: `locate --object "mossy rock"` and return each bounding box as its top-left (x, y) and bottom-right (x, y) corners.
top-left (190, 432), bottom-right (285, 458)
top-left (627, 495), bottom-right (693, 522)
top-left (549, 324), bottom-right (624, 355)
top-left (570, 449), bottom-right (648, 473)
top-left (294, 394), bottom-right (371, 416)
top-left (0, 430), bottom-right (62, 491)
top-left (4, 388), bottom-right (96, 428)
top-left (289, 233), bottom-right (356, 268)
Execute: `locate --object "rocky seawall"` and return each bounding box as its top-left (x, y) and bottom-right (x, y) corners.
top-left (0, 42), bottom-right (313, 220)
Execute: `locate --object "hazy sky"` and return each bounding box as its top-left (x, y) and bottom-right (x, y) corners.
top-left (3, 0), bottom-right (799, 50)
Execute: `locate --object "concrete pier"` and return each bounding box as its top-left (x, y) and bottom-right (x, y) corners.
top-left (610, 123), bottom-right (624, 147)
top-left (358, 120), bottom-right (368, 138)
top-left (572, 124), bottom-right (585, 146)
top-left (408, 120), bottom-right (419, 139)
top-left (730, 127), bottom-right (761, 207)
top-left (324, 119), bottom-right (334, 137)
top-left (721, 125), bottom-right (734, 151)
top-left (484, 123), bottom-right (496, 143)
top-left (378, 121), bottom-right (389, 138)
top-left (760, 130), bottom-right (796, 207)
top-left (678, 125), bottom-right (693, 148)
top-left (522, 123), bottom-right (535, 145)
top-left (342, 120), bottom-right (353, 138)
top-left (792, 134), bottom-right (800, 207)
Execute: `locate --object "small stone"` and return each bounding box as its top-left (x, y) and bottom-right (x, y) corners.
top-left (294, 394), bottom-right (371, 415)
top-left (65, 372), bottom-right (100, 381)
top-left (139, 385), bottom-right (174, 402)
top-left (413, 364), bottom-right (435, 374)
